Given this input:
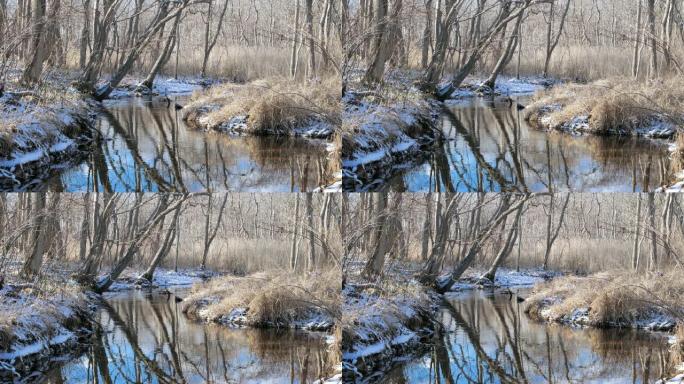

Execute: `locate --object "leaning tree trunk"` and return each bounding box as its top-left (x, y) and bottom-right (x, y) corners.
top-left (140, 204), bottom-right (183, 282)
top-left (306, 193), bottom-right (317, 271)
top-left (364, 0), bottom-right (402, 85)
top-left (647, 0), bottom-right (658, 78)
top-left (482, 203), bottom-right (525, 281)
top-left (481, 10), bottom-right (525, 90)
top-left (305, 0), bottom-right (316, 79)
top-left (21, 0), bottom-right (55, 85)
top-left (21, 193), bottom-right (48, 278)
top-left (139, 12), bottom-right (182, 90)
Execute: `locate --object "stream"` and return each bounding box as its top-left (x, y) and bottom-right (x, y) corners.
top-left (41, 289), bottom-right (333, 383)
top-left (380, 289), bottom-right (675, 384)
top-left (46, 96), bottom-right (331, 192)
top-left (387, 98), bottom-right (674, 192)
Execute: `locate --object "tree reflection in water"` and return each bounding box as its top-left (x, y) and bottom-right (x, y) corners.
top-left (388, 98), bottom-right (672, 193)
top-left (381, 290), bottom-right (674, 384)
top-left (49, 98), bottom-right (332, 192)
top-left (44, 290), bottom-right (332, 384)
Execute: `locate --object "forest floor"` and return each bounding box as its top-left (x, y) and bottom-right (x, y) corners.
top-left (0, 275), bottom-right (95, 381)
top-left (341, 69), bottom-right (554, 190)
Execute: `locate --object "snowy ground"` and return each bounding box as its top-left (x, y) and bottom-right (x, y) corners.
top-left (658, 373), bottom-right (684, 384)
top-left (446, 75), bottom-right (555, 100)
top-left (445, 268), bottom-right (563, 292)
top-left (534, 300), bottom-right (680, 331)
top-left (199, 299), bottom-right (335, 332)
top-left (106, 76), bottom-right (211, 99)
top-left (103, 268), bottom-right (218, 291)
top-left (535, 109), bottom-right (678, 139)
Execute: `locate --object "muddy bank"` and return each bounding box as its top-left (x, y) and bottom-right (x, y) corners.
top-left (0, 284), bottom-right (95, 380)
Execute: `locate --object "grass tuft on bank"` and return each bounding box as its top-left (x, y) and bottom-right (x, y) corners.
top-left (524, 77), bottom-right (684, 138)
top-left (524, 271), bottom-right (684, 331)
top-left (182, 77), bottom-right (340, 138)
top-left (182, 270), bottom-right (340, 331)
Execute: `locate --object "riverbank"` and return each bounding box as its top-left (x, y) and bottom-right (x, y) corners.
top-left (524, 271), bottom-right (683, 330)
top-left (524, 77), bottom-right (683, 139)
top-left (342, 69), bottom-right (557, 191)
top-left (524, 271), bottom-right (684, 379)
top-left (182, 78), bottom-right (339, 139)
top-left (104, 268), bottom-right (219, 291)
top-left (0, 281), bottom-right (95, 380)
top-left (181, 270), bottom-right (339, 331)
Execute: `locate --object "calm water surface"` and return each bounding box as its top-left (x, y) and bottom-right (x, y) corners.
top-left (380, 289), bottom-right (674, 384)
top-left (388, 98), bottom-right (674, 192)
top-left (47, 97), bottom-right (331, 192)
top-left (42, 289), bottom-right (333, 384)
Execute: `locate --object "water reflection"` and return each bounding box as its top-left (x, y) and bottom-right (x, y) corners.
top-left (49, 98), bottom-right (331, 192)
top-left (381, 290), bottom-right (673, 384)
top-left (388, 98), bottom-right (673, 192)
top-left (43, 290), bottom-right (332, 384)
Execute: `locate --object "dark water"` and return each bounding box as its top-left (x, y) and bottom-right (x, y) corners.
top-left (48, 97), bottom-right (331, 192)
top-left (388, 98), bottom-right (674, 192)
top-left (43, 290), bottom-right (333, 384)
top-left (381, 289), bottom-right (674, 384)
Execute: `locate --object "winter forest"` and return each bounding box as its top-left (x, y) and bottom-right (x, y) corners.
top-left (0, 0), bottom-right (684, 383)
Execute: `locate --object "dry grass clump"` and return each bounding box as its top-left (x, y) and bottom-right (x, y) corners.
top-left (182, 269), bottom-right (341, 328)
top-left (524, 271), bottom-right (684, 328)
top-left (183, 77), bottom-right (340, 136)
top-left (524, 77), bottom-right (684, 135)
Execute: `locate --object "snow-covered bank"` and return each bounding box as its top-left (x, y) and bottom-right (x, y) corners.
top-left (659, 373), bottom-right (684, 384)
top-left (0, 284), bottom-right (94, 380)
top-left (342, 276), bottom-right (439, 383)
top-left (182, 271), bottom-right (339, 332)
top-left (342, 71), bottom-right (441, 191)
top-left (0, 90), bottom-right (99, 190)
